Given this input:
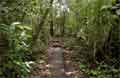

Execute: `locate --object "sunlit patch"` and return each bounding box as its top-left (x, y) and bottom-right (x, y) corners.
top-left (65, 71), bottom-right (76, 75)
top-left (39, 60), bottom-right (45, 64)
top-left (65, 60), bottom-right (71, 64)
top-left (46, 64), bottom-right (53, 68)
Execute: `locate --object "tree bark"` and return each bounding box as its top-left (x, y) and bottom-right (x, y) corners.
top-left (0, 32), bottom-right (9, 64)
top-left (50, 10), bottom-right (54, 37)
top-left (61, 12), bottom-right (66, 37)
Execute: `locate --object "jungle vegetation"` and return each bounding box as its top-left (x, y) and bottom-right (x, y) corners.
top-left (0, 0), bottom-right (120, 78)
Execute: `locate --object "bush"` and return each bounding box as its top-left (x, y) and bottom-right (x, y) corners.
top-left (0, 22), bottom-right (33, 78)
top-left (80, 63), bottom-right (120, 78)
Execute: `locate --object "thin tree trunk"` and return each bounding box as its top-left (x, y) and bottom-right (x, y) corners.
top-left (0, 32), bottom-right (9, 64)
top-left (61, 12), bottom-right (66, 37)
top-left (32, 0), bottom-right (54, 46)
top-left (50, 9), bottom-right (54, 37)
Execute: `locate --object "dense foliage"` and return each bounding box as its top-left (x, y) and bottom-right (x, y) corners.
top-left (0, 0), bottom-right (120, 78)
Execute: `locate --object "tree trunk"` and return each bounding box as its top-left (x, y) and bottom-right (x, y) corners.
top-left (0, 32), bottom-right (9, 64)
top-left (61, 12), bottom-right (66, 37)
top-left (50, 10), bottom-right (54, 37)
top-left (32, 0), bottom-right (54, 46)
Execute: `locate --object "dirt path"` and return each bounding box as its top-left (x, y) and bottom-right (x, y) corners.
top-left (47, 47), bottom-right (67, 78)
top-left (29, 39), bottom-right (86, 78)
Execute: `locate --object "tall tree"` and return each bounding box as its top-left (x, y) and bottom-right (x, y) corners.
top-left (32, 0), bottom-right (54, 46)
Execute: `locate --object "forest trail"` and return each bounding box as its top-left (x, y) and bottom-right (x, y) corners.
top-left (29, 39), bottom-right (86, 78)
top-left (47, 47), bottom-right (67, 78)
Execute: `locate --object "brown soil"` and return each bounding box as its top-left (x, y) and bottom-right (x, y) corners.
top-left (29, 39), bottom-right (87, 78)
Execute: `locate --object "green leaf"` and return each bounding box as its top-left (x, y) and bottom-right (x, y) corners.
top-left (23, 25), bottom-right (32, 30)
top-left (79, 64), bottom-right (87, 69)
top-left (90, 70), bottom-right (98, 76)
